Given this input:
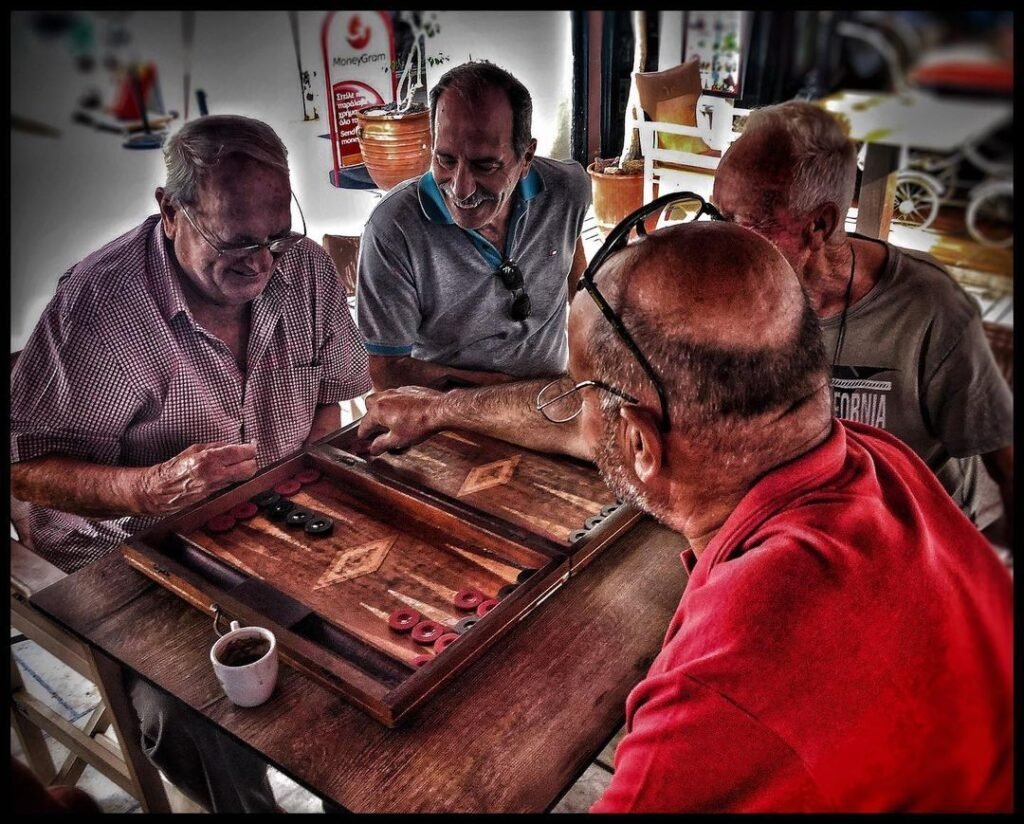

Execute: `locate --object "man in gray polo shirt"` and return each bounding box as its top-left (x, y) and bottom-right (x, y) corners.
top-left (356, 61), bottom-right (591, 389)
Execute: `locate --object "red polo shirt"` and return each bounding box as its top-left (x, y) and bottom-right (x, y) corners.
top-left (594, 419), bottom-right (1013, 812)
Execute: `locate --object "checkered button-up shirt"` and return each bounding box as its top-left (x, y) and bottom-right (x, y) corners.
top-left (11, 216), bottom-right (371, 573)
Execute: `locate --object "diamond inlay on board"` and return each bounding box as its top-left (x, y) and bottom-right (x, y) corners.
top-left (457, 454), bottom-right (521, 497)
top-left (314, 536), bottom-right (396, 589)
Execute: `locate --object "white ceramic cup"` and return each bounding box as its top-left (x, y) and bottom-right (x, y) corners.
top-left (210, 620), bottom-right (279, 708)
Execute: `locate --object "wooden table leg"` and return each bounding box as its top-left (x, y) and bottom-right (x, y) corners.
top-left (88, 650), bottom-right (172, 813)
top-left (856, 143), bottom-right (901, 241)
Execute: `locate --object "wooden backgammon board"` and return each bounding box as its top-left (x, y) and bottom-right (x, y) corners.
top-left (123, 423), bottom-right (641, 726)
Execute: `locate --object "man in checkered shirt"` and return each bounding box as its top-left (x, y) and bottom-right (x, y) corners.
top-left (11, 114), bottom-right (370, 812)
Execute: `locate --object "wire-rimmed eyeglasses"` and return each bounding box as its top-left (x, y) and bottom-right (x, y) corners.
top-left (535, 378), bottom-right (638, 423)
top-left (576, 191), bottom-right (724, 431)
top-left (179, 190), bottom-right (307, 260)
top-left (494, 259), bottom-right (532, 321)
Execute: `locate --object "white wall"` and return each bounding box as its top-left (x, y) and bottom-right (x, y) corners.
top-left (10, 10), bottom-right (574, 351)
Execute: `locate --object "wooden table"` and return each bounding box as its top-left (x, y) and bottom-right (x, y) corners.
top-left (31, 517), bottom-right (689, 813)
top-left (817, 89), bottom-right (1011, 241)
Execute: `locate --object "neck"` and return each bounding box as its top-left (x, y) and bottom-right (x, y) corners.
top-left (174, 269), bottom-right (252, 372)
top-left (798, 235), bottom-right (885, 319)
top-left (797, 239), bottom-right (857, 318)
top-left (186, 294), bottom-right (249, 333)
top-left (475, 193), bottom-right (517, 250)
top-left (668, 386), bottom-right (833, 558)
top-left (176, 269), bottom-right (249, 327)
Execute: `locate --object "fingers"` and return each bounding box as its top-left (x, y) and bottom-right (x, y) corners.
top-left (357, 387), bottom-right (440, 450)
top-left (366, 431), bottom-right (405, 456)
top-left (199, 442), bottom-right (258, 467)
top-left (216, 457), bottom-right (259, 485)
top-left (356, 413), bottom-right (384, 441)
top-left (357, 389), bottom-right (396, 434)
top-left (179, 442), bottom-right (257, 466)
top-left (148, 441), bottom-right (259, 514)
top-left (189, 444), bottom-right (258, 492)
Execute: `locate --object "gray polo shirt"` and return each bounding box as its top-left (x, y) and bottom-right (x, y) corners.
top-left (355, 156), bottom-right (591, 377)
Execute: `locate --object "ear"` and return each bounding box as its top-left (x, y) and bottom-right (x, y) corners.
top-left (155, 188), bottom-right (177, 239)
top-left (520, 138), bottom-right (538, 178)
top-left (618, 405), bottom-right (665, 486)
top-left (804, 202), bottom-right (840, 250)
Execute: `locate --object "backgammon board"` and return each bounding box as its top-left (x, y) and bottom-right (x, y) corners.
top-left (123, 422), bottom-right (641, 726)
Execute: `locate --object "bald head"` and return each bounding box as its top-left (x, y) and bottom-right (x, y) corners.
top-left (571, 219), bottom-right (829, 437)
top-left (568, 219), bottom-right (832, 546)
top-left (608, 221), bottom-right (808, 351)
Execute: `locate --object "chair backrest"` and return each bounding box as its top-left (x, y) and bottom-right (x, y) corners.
top-left (321, 234), bottom-right (360, 298)
top-left (636, 98), bottom-right (750, 207)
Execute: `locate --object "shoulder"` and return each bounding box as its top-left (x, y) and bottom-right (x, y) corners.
top-left (886, 243), bottom-right (978, 313)
top-left (288, 235), bottom-right (333, 271)
top-left (277, 238), bottom-right (350, 304)
top-left (534, 156), bottom-right (591, 198)
top-left (51, 217), bottom-right (159, 326)
top-left (871, 241), bottom-right (983, 341)
top-left (365, 177), bottom-right (425, 231)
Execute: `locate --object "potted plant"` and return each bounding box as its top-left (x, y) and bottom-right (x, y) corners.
top-left (356, 11), bottom-right (450, 191)
top-left (588, 10), bottom-right (648, 235)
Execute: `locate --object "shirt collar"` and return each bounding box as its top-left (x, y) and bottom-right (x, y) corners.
top-left (680, 546), bottom-right (699, 574)
top-left (416, 164), bottom-right (544, 225)
top-left (147, 217), bottom-right (192, 324)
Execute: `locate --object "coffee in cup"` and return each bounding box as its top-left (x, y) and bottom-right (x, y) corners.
top-left (210, 620), bottom-right (279, 707)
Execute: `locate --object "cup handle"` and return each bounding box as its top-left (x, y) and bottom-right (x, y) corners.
top-left (212, 604), bottom-right (232, 637)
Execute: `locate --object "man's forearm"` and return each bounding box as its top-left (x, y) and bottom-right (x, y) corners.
top-left (11, 441), bottom-right (259, 520)
top-left (369, 354), bottom-right (518, 391)
top-left (423, 378), bottom-right (591, 460)
top-left (11, 456), bottom-right (154, 518)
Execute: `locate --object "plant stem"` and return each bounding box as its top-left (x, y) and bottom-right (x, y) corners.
top-left (617, 10), bottom-right (647, 168)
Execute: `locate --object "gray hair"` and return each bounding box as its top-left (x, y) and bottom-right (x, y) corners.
top-left (429, 61), bottom-right (533, 159)
top-left (590, 298), bottom-right (827, 447)
top-left (741, 100), bottom-right (857, 215)
top-left (162, 114), bottom-right (289, 206)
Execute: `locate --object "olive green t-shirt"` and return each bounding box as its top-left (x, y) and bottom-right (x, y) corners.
top-left (821, 237), bottom-right (1013, 528)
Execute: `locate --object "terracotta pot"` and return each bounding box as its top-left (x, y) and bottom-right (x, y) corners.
top-left (356, 107), bottom-right (432, 191)
top-left (587, 163), bottom-right (645, 237)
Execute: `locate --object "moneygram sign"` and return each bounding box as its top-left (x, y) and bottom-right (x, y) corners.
top-left (321, 11), bottom-right (396, 179)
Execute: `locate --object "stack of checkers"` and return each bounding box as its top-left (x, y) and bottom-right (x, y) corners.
top-left (568, 499), bottom-right (625, 543)
top-left (204, 468), bottom-right (333, 536)
top-left (386, 578), bottom-right (532, 669)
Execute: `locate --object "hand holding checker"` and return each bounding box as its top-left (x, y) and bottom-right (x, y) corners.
top-left (141, 442), bottom-right (258, 515)
top-left (356, 387), bottom-right (446, 456)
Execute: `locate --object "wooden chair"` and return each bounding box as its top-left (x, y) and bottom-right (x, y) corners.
top-left (321, 234), bottom-right (369, 423)
top-left (9, 348), bottom-right (170, 811)
top-left (10, 540), bottom-right (172, 811)
top-left (321, 233), bottom-right (360, 299)
top-left (635, 98), bottom-right (751, 208)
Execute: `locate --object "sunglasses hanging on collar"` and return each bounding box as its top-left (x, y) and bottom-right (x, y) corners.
top-left (495, 259), bottom-right (532, 321)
